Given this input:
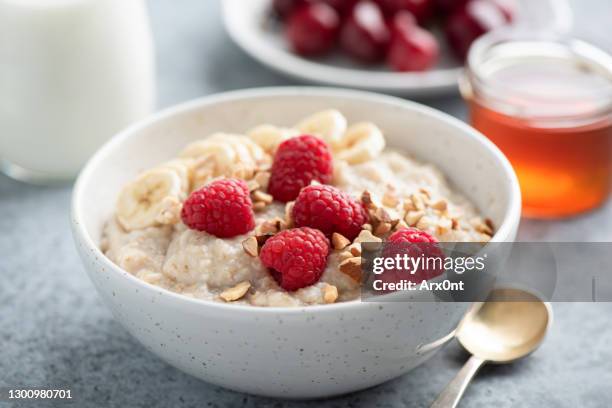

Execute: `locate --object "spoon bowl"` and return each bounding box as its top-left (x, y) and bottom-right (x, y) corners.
top-left (431, 288), bottom-right (552, 408)
top-left (458, 288), bottom-right (552, 363)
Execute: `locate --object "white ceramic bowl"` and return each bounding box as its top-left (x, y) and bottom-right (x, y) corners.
top-left (71, 88), bottom-right (521, 399)
top-left (222, 0), bottom-right (573, 96)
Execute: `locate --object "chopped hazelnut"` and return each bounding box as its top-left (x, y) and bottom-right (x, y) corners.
top-left (382, 191), bottom-right (399, 207)
top-left (339, 250), bottom-right (355, 261)
top-left (252, 190), bottom-right (273, 204)
top-left (220, 281), bottom-right (251, 302)
top-left (332, 233), bottom-right (351, 250)
top-left (404, 210), bottom-right (425, 227)
top-left (347, 243), bottom-right (362, 257)
top-left (322, 284), bottom-right (339, 304)
top-left (374, 222), bottom-right (392, 236)
top-left (242, 236), bottom-right (259, 257)
top-left (259, 218), bottom-right (283, 234)
top-left (354, 229), bottom-right (382, 244)
top-left (361, 190), bottom-right (375, 209)
top-left (411, 193), bottom-right (426, 211)
top-left (430, 199), bottom-right (448, 212)
top-left (253, 202), bottom-right (267, 212)
top-left (284, 201), bottom-right (295, 228)
top-left (403, 197), bottom-right (417, 212)
top-left (416, 215), bottom-right (434, 231)
top-left (339, 257), bottom-right (362, 282)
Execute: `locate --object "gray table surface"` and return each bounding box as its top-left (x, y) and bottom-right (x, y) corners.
top-left (1, 1), bottom-right (611, 407)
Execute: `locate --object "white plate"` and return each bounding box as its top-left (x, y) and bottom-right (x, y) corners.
top-left (222, 0), bottom-right (572, 97)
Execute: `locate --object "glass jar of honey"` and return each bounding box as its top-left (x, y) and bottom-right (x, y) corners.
top-left (461, 30), bottom-right (612, 218)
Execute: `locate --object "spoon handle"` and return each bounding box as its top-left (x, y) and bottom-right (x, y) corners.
top-left (430, 355), bottom-right (486, 408)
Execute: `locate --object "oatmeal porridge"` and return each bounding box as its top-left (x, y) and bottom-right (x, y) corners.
top-left (102, 110), bottom-right (494, 307)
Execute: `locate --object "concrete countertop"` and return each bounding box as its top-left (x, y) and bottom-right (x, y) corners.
top-left (1, 0), bottom-right (611, 406)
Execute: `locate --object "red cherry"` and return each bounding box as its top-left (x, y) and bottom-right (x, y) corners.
top-left (375, 0), bottom-right (435, 24)
top-left (387, 12), bottom-right (439, 71)
top-left (286, 3), bottom-right (340, 56)
top-left (273, 0), bottom-right (308, 20)
top-left (444, 0), bottom-right (509, 60)
top-left (340, 1), bottom-right (390, 63)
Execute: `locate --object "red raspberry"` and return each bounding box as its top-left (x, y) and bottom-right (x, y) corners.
top-left (181, 178), bottom-right (255, 238)
top-left (260, 227), bottom-right (331, 291)
top-left (268, 135), bottom-right (333, 202)
top-left (292, 184), bottom-right (368, 241)
top-left (387, 227), bottom-right (439, 244)
top-left (380, 227), bottom-right (444, 285)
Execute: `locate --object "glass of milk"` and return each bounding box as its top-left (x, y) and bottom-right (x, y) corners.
top-left (0, 0), bottom-right (155, 184)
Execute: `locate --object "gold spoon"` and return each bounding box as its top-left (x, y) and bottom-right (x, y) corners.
top-left (430, 288), bottom-right (553, 408)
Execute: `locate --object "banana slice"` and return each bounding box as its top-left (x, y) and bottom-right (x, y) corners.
top-left (296, 110), bottom-right (347, 148)
top-left (208, 133), bottom-right (266, 165)
top-left (159, 159), bottom-right (193, 196)
top-left (336, 122), bottom-right (386, 164)
top-left (117, 168), bottom-right (184, 231)
top-left (247, 125), bottom-right (300, 154)
top-left (233, 135), bottom-right (267, 163)
top-left (180, 139), bottom-right (237, 174)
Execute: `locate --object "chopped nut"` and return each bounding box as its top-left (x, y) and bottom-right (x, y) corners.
top-left (382, 191), bottom-right (399, 207)
top-left (354, 229), bottom-right (383, 244)
top-left (411, 193), bottom-right (426, 211)
top-left (362, 223), bottom-right (373, 231)
top-left (242, 236), bottom-right (259, 257)
top-left (436, 217), bottom-right (453, 235)
top-left (475, 223), bottom-right (493, 235)
top-left (373, 207), bottom-right (392, 224)
top-left (339, 250), bottom-right (355, 262)
top-left (416, 215), bottom-right (434, 231)
top-left (419, 188), bottom-right (431, 199)
top-left (253, 202), bottom-right (267, 212)
top-left (220, 281), bottom-right (251, 302)
top-left (252, 190), bottom-right (273, 204)
top-left (430, 199), bottom-right (448, 212)
top-left (247, 179), bottom-right (260, 192)
top-left (403, 197), bottom-right (417, 212)
top-left (254, 171), bottom-right (271, 190)
top-left (361, 190), bottom-right (375, 209)
top-left (322, 284), bottom-right (339, 304)
top-left (284, 201), bottom-right (295, 228)
top-left (339, 257), bottom-right (362, 282)
top-left (374, 222), bottom-right (392, 236)
top-left (259, 217), bottom-right (283, 234)
top-left (394, 219), bottom-right (409, 231)
top-left (485, 218), bottom-right (495, 231)
top-left (347, 243), bottom-right (362, 257)
top-left (451, 218), bottom-right (460, 230)
top-left (404, 210), bottom-right (425, 226)
top-left (332, 233), bottom-right (351, 250)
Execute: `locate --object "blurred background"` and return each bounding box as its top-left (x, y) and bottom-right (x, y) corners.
top-left (1, 0), bottom-right (611, 407)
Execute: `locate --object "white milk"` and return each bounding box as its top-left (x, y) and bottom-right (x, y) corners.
top-left (0, 0), bottom-right (155, 182)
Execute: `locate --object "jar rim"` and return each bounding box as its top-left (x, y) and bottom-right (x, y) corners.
top-left (464, 28), bottom-right (612, 127)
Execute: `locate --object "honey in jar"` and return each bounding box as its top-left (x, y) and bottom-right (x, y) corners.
top-left (462, 31), bottom-right (612, 218)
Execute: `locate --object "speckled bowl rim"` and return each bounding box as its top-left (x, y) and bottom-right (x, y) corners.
top-left (71, 87), bottom-right (522, 315)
